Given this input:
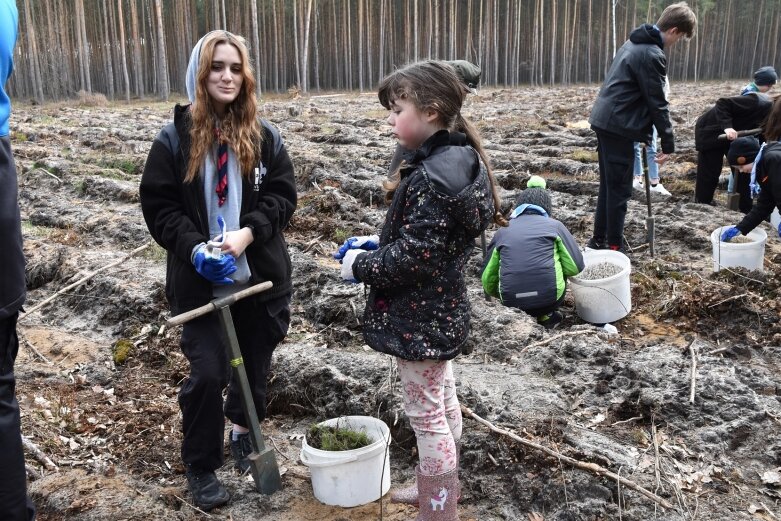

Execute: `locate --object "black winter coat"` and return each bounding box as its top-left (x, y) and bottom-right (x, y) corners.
top-left (737, 141), bottom-right (781, 234)
top-left (589, 24), bottom-right (674, 152)
top-left (352, 131), bottom-right (495, 361)
top-left (694, 93), bottom-right (772, 151)
top-left (139, 105), bottom-right (296, 314)
top-left (0, 137), bottom-right (24, 319)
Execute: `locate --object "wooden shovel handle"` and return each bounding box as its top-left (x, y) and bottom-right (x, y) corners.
top-left (717, 128), bottom-right (762, 140)
top-left (166, 281), bottom-right (274, 327)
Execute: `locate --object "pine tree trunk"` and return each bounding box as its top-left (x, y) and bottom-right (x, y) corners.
top-left (250, 0), bottom-right (262, 98)
top-left (153, 0), bottom-right (169, 100)
top-left (102, 1), bottom-right (116, 99)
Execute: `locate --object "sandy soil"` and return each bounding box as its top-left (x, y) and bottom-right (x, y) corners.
top-left (9, 82), bottom-right (781, 520)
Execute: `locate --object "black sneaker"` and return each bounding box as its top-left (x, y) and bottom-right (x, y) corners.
top-left (586, 237), bottom-right (606, 250)
top-left (185, 466), bottom-right (229, 512)
top-left (230, 432), bottom-right (253, 474)
top-left (538, 311), bottom-right (563, 329)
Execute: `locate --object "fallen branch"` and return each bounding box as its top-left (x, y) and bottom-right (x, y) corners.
top-left (19, 334), bottom-right (53, 365)
top-left (707, 292), bottom-right (748, 308)
top-left (19, 242), bottom-right (151, 321)
top-left (461, 405), bottom-right (675, 510)
top-left (22, 436), bottom-right (57, 471)
top-left (519, 329), bottom-right (597, 354)
top-left (173, 494), bottom-right (213, 518)
top-left (25, 463), bottom-right (42, 481)
top-left (688, 338), bottom-right (698, 404)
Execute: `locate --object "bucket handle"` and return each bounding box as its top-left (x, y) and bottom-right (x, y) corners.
top-left (300, 449), bottom-right (359, 468)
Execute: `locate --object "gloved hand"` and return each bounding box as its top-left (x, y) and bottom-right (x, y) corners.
top-left (720, 226), bottom-right (741, 242)
top-left (334, 235), bottom-right (380, 260)
top-left (777, 221), bottom-right (781, 238)
top-left (340, 249), bottom-right (366, 283)
top-left (193, 244), bottom-right (237, 284)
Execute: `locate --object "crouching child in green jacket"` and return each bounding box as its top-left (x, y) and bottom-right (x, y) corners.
top-left (481, 176), bottom-right (585, 328)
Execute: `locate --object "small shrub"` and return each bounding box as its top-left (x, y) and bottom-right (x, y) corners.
top-left (307, 423), bottom-right (372, 451)
top-left (113, 339), bottom-right (133, 365)
top-left (333, 228), bottom-right (350, 244)
top-left (569, 149), bottom-right (599, 163)
top-left (77, 90), bottom-right (108, 107)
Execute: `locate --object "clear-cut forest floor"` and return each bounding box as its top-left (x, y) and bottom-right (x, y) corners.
top-left (10, 82), bottom-right (781, 520)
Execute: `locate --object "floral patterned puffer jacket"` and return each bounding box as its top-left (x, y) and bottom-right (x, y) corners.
top-left (353, 130), bottom-right (495, 361)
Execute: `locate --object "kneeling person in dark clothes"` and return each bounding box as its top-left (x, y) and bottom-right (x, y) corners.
top-left (694, 91), bottom-right (772, 213)
top-left (720, 107), bottom-right (781, 241)
top-left (482, 176), bottom-right (585, 329)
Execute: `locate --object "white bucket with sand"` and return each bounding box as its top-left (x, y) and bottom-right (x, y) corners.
top-left (710, 226), bottom-right (767, 272)
top-left (570, 250), bottom-right (632, 324)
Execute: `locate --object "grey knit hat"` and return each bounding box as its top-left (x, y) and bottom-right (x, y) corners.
top-left (515, 175), bottom-right (552, 216)
top-left (754, 66), bottom-right (778, 87)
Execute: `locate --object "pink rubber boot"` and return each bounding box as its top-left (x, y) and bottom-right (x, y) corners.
top-left (414, 466), bottom-right (460, 521)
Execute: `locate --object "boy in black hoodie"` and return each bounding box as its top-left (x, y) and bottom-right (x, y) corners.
top-left (588, 2), bottom-right (696, 251)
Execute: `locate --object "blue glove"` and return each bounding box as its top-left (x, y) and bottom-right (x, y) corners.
top-left (193, 245), bottom-right (237, 284)
top-left (778, 221), bottom-right (781, 238)
top-left (720, 226), bottom-right (741, 242)
top-left (334, 234), bottom-right (380, 260)
top-left (340, 249), bottom-right (366, 283)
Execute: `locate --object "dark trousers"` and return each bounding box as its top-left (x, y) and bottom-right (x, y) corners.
top-left (524, 294), bottom-right (566, 320)
top-left (593, 132), bottom-right (635, 247)
top-left (695, 147), bottom-right (753, 213)
top-left (178, 295), bottom-right (290, 471)
top-left (0, 314), bottom-right (36, 521)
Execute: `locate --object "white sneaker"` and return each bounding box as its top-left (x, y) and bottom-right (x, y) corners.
top-left (632, 178), bottom-right (644, 190)
top-left (649, 183), bottom-right (671, 196)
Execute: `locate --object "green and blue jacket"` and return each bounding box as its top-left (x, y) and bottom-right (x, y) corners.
top-left (482, 206), bottom-right (584, 310)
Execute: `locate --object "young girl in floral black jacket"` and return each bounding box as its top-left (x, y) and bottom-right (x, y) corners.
top-left (335, 61), bottom-right (505, 520)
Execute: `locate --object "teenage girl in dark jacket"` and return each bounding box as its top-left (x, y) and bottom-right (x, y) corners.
top-left (140, 31), bottom-right (296, 512)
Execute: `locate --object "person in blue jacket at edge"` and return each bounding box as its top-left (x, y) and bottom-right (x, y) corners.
top-left (481, 176), bottom-right (585, 329)
top-left (720, 98), bottom-right (781, 243)
top-left (0, 0), bottom-right (36, 519)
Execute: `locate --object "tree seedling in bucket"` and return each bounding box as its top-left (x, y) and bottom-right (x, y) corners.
top-left (307, 422), bottom-right (372, 451)
top-left (167, 281), bottom-right (282, 495)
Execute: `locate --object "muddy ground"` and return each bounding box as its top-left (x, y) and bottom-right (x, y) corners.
top-left (9, 82), bottom-right (781, 521)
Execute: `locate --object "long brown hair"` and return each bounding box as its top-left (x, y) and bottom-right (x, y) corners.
top-left (764, 95), bottom-right (781, 142)
top-left (378, 61), bottom-right (507, 226)
top-left (186, 31), bottom-right (261, 183)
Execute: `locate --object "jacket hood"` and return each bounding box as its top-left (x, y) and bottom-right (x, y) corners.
top-left (629, 24), bottom-right (664, 49)
top-left (412, 130), bottom-right (494, 237)
top-left (186, 31), bottom-right (225, 103)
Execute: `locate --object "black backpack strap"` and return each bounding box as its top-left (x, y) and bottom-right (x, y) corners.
top-left (158, 122), bottom-right (180, 157)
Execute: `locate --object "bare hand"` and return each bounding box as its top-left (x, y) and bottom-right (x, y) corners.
top-left (654, 152), bottom-right (670, 165)
top-left (219, 228), bottom-right (254, 258)
top-left (724, 128), bottom-right (738, 140)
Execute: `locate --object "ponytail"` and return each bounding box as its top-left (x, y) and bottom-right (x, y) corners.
top-left (455, 113), bottom-right (508, 227)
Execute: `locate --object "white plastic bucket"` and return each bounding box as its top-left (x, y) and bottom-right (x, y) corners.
top-left (710, 227), bottom-right (767, 272)
top-left (570, 250), bottom-right (632, 323)
top-left (300, 415), bottom-right (391, 507)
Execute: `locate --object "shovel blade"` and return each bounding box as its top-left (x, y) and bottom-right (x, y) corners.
top-left (248, 448), bottom-right (282, 495)
top-left (726, 193), bottom-right (740, 211)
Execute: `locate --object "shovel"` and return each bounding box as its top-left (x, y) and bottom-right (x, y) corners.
top-left (167, 281), bottom-right (282, 495)
top-left (642, 143), bottom-right (655, 257)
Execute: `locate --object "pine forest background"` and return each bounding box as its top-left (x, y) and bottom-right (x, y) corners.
top-left (8, 0), bottom-right (781, 102)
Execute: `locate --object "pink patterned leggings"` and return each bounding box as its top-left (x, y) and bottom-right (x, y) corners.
top-left (396, 358), bottom-right (462, 476)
